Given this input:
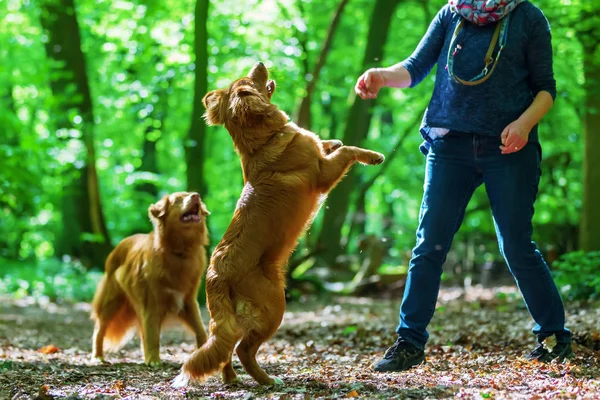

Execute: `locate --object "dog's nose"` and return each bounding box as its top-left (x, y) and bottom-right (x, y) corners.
top-left (190, 193), bottom-right (200, 203)
top-left (248, 62), bottom-right (267, 79)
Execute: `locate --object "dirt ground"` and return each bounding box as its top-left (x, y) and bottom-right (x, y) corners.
top-left (1, 286), bottom-right (599, 399)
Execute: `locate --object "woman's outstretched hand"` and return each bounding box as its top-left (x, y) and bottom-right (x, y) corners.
top-left (355, 68), bottom-right (386, 99)
top-left (500, 119), bottom-right (531, 154)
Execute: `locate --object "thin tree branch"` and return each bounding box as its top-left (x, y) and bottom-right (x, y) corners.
top-left (295, 0), bottom-right (350, 129)
top-left (358, 104), bottom-right (426, 192)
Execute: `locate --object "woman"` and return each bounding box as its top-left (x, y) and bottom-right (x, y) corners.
top-left (355, 0), bottom-right (572, 372)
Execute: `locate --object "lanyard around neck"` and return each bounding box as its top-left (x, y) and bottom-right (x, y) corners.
top-left (446, 15), bottom-right (510, 86)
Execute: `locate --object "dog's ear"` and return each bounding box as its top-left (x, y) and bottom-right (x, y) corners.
top-left (200, 201), bottom-right (210, 216)
top-left (149, 197), bottom-right (169, 220)
top-left (202, 89), bottom-right (225, 126)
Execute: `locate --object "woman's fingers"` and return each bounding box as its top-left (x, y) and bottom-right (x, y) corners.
top-left (500, 132), bottom-right (527, 154)
top-left (355, 86), bottom-right (367, 99)
top-left (504, 134), bottom-right (518, 150)
top-left (364, 71), bottom-right (374, 91)
top-left (355, 72), bottom-right (378, 99)
top-left (354, 75), bottom-right (364, 91)
top-left (500, 127), bottom-right (509, 145)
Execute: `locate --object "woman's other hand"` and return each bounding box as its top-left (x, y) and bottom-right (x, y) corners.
top-left (500, 119), bottom-right (532, 154)
top-left (355, 68), bottom-right (386, 99)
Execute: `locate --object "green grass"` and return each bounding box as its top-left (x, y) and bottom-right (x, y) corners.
top-left (0, 258), bottom-right (102, 303)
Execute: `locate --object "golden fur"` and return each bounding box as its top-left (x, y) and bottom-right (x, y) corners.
top-left (91, 192), bottom-right (210, 365)
top-left (173, 62), bottom-right (384, 387)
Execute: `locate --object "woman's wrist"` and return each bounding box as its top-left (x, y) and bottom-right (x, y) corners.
top-left (373, 68), bottom-right (388, 86)
top-left (517, 91), bottom-right (554, 132)
top-left (376, 64), bottom-right (412, 88)
top-left (516, 114), bottom-right (536, 132)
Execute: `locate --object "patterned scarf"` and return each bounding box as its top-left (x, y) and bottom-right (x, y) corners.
top-left (449, 0), bottom-right (525, 25)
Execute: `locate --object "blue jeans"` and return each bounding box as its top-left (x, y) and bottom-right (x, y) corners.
top-left (397, 132), bottom-right (571, 348)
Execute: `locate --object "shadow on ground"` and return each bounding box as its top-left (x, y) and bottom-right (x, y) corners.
top-left (1, 287), bottom-right (599, 399)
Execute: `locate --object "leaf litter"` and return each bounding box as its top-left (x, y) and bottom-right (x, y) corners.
top-left (0, 286), bottom-right (599, 399)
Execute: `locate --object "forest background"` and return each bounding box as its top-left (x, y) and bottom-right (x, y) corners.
top-left (1, 0), bottom-right (599, 304)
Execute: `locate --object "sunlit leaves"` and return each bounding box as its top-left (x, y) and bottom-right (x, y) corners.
top-left (0, 0), bottom-right (590, 266)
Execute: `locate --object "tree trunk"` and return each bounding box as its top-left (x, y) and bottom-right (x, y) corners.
top-left (295, 0), bottom-right (349, 130)
top-left (346, 106), bottom-right (424, 242)
top-left (348, 110), bottom-right (393, 240)
top-left (315, 0), bottom-right (401, 266)
top-left (3, 84), bottom-right (18, 145)
top-left (137, 73), bottom-right (173, 199)
top-left (40, 0), bottom-right (112, 268)
top-left (579, 8), bottom-right (600, 251)
top-left (139, 131), bottom-right (159, 197)
top-left (185, 0), bottom-right (209, 195)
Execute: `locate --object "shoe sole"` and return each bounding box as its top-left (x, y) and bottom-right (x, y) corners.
top-left (528, 349), bottom-right (574, 363)
top-left (373, 354), bottom-right (426, 373)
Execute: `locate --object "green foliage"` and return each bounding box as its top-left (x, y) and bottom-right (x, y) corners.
top-left (553, 251), bottom-right (600, 301)
top-left (0, 258), bottom-right (102, 302)
top-left (0, 0), bottom-right (592, 289)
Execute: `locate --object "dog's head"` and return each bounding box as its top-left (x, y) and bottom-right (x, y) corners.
top-left (202, 62), bottom-right (288, 150)
top-left (148, 192), bottom-right (209, 246)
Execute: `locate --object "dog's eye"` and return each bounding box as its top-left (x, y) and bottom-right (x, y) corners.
top-left (236, 88), bottom-right (252, 96)
top-left (239, 80), bottom-right (257, 89)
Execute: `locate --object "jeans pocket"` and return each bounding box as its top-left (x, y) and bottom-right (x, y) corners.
top-left (429, 127), bottom-right (450, 139)
top-left (419, 141), bottom-right (431, 156)
top-left (419, 127), bottom-right (451, 156)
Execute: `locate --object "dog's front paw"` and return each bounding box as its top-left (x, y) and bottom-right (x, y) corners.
top-left (270, 376), bottom-right (284, 386)
top-left (224, 376), bottom-right (240, 385)
top-left (90, 355), bottom-right (107, 364)
top-left (146, 359), bottom-right (161, 368)
top-left (361, 151), bottom-right (384, 165)
top-left (171, 373), bottom-right (190, 389)
top-left (371, 152), bottom-right (385, 165)
top-left (328, 140), bottom-right (343, 152)
top-left (323, 139), bottom-right (344, 154)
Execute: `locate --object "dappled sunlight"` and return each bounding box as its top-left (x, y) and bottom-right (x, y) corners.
top-left (1, 0), bottom-right (598, 397)
top-left (1, 294), bottom-right (599, 398)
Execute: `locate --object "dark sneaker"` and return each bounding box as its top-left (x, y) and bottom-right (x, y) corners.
top-left (527, 334), bottom-right (573, 362)
top-left (372, 338), bottom-right (425, 372)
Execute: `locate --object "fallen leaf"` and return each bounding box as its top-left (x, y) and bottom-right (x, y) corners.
top-left (113, 380), bottom-right (125, 392)
top-left (39, 345), bottom-right (60, 354)
top-left (346, 390), bottom-right (359, 397)
top-left (38, 384), bottom-right (53, 400)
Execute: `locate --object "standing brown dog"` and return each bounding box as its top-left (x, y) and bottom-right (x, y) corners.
top-left (172, 62), bottom-right (384, 387)
top-left (91, 192), bottom-right (210, 365)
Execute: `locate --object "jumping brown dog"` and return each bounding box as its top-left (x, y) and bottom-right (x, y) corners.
top-left (173, 62), bottom-right (384, 387)
top-left (91, 192), bottom-right (210, 365)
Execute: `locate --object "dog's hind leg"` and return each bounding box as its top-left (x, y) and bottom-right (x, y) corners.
top-left (221, 355), bottom-right (238, 384)
top-left (91, 277), bottom-right (130, 361)
top-left (235, 288), bottom-right (285, 386)
top-left (236, 332), bottom-right (282, 386)
top-left (92, 320), bottom-right (108, 361)
top-left (175, 282), bottom-right (241, 386)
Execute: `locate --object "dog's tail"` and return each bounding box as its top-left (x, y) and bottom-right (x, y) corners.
top-left (91, 274), bottom-right (137, 352)
top-left (103, 303), bottom-right (137, 351)
top-left (175, 279), bottom-right (239, 384)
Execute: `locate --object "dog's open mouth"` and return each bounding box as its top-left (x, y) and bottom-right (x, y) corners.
top-left (180, 203), bottom-right (201, 223)
top-left (266, 80), bottom-right (275, 98)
